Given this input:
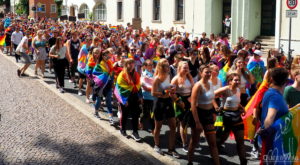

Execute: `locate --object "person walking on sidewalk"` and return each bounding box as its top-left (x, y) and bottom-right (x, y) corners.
top-left (115, 58), bottom-right (142, 142)
top-left (11, 27), bottom-right (23, 62)
top-left (16, 30), bottom-right (31, 77)
top-left (32, 30), bottom-right (48, 77)
top-left (66, 30), bottom-right (81, 88)
top-left (49, 37), bottom-right (68, 93)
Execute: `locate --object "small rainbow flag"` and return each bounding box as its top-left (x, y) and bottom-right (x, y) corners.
top-left (114, 71), bottom-right (141, 105)
top-left (260, 104), bottom-right (300, 165)
top-left (85, 54), bottom-right (97, 79)
top-left (110, 26), bottom-right (118, 31)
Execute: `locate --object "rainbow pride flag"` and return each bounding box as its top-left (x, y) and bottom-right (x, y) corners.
top-left (92, 60), bottom-right (113, 89)
top-left (110, 26), bottom-right (118, 31)
top-left (0, 35), bottom-right (6, 46)
top-left (218, 63), bottom-right (230, 86)
top-left (114, 71), bottom-right (141, 105)
top-left (260, 104), bottom-right (300, 165)
top-left (77, 44), bottom-right (89, 74)
top-left (85, 54), bottom-right (97, 79)
top-left (243, 80), bottom-right (269, 140)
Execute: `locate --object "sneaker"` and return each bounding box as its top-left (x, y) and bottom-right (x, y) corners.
top-left (154, 146), bottom-right (164, 155)
top-left (17, 69), bottom-right (21, 77)
top-left (86, 99), bottom-right (91, 104)
top-left (120, 130), bottom-right (127, 137)
top-left (69, 79), bottom-right (73, 83)
top-left (59, 88), bottom-right (64, 93)
top-left (109, 117), bottom-right (114, 125)
top-left (20, 73), bottom-right (29, 77)
top-left (167, 150), bottom-right (180, 159)
top-left (78, 90), bottom-right (83, 96)
top-left (250, 150), bottom-right (259, 159)
top-left (182, 144), bottom-right (188, 153)
top-left (34, 71), bottom-right (38, 76)
top-left (94, 111), bottom-right (101, 119)
top-left (89, 95), bottom-right (93, 100)
top-left (131, 132), bottom-right (141, 142)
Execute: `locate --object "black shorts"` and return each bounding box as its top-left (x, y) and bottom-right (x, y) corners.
top-left (153, 98), bottom-right (175, 121)
top-left (189, 108), bottom-right (215, 128)
top-left (78, 72), bottom-right (86, 79)
top-left (69, 60), bottom-right (78, 77)
top-left (222, 110), bottom-right (244, 131)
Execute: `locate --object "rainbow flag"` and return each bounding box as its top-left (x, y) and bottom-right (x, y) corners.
top-left (243, 80), bottom-right (269, 140)
top-left (0, 35), bottom-right (6, 46)
top-left (218, 63), bottom-right (230, 86)
top-left (110, 26), bottom-right (118, 31)
top-left (260, 104), bottom-right (300, 165)
top-left (92, 60), bottom-right (113, 89)
top-left (77, 44), bottom-right (89, 74)
top-left (114, 71), bottom-right (141, 105)
top-left (85, 54), bottom-right (96, 79)
top-left (247, 59), bottom-right (265, 83)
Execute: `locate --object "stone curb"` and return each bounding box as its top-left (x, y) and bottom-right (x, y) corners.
top-left (2, 53), bottom-right (180, 165)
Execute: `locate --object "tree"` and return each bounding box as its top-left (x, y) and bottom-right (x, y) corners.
top-left (15, 0), bottom-right (29, 15)
top-left (55, 0), bottom-right (63, 17)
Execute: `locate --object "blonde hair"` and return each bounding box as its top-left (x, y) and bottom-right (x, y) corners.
top-left (155, 58), bottom-right (169, 76)
top-left (177, 61), bottom-right (189, 75)
top-left (291, 55), bottom-right (300, 70)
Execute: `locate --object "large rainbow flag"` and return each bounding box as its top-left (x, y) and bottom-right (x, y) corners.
top-left (260, 104), bottom-right (300, 165)
top-left (247, 58), bottom-right (265, 83)
top-left (218, 63), bottom-right (230, 86)
top-left (114, 71), bottom-right (141, 105)
top-left (0, 35), bottom-right (6, 46)
top-left (92, 60), bottom-right (113, 89)
top-left (243, 80), bottom-right (269, 140)
top-left (77, 44), bottom-right (89, 74)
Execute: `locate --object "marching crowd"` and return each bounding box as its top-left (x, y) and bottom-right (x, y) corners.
top-left (1, 13), bottom-right (300, 165)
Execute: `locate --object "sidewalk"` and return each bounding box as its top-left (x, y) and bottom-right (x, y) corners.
top-left (2, 52), bottom-right (256, 165)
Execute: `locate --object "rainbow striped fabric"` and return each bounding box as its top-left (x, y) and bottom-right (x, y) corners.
top-left (92, 60), bottom-right (113, 89)
top-left (77, 44), bottom-right (89, 74)
top-left (0, 35), bottom-right (6, 46)
top-left (260, 104), bottom-right (300, 165)
top-left (114, 71), bottom-right (141, 105)
top-left (243, 80), bottom-right (269, 140)
top-left (218, 63), bottom-right (230, 86)
top-left (85, 54), bottom-right (96, 79)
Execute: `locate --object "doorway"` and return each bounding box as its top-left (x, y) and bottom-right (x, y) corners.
top-left (261, 0), bottom-right (276, 36)
top-left (222, 0), bottom-right (232, 33)
top-left (70, 6), bottom-right (75, 17)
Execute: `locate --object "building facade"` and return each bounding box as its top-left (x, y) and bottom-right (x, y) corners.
top-left (29, 0), bottom-right (58, 19)
top-left (62, 0), bottom-right (300, 55)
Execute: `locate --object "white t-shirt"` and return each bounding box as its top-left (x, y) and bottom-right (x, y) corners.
top-left (224, 18), bottom-right (231, 27)
top-left (11, 31), bottom-right (24, 45)
top-left (16, 36), bottom-right (28, 53)
top-left (50, 46), bottom-right (67, 59)
top-left (160, 38), bottom-right (171, 48)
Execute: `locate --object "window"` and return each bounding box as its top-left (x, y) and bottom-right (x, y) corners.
top-left (39, 4), bottom-right (46, 13)
top-left (134, 0), bottom-right (141, 18)
top-left (51, 4), bottom-right (56, 13)
top-left (153, 0), bottom-right (160, 21)
top-left (79, 4), bottom-right (89, 19)
top-left (94, 3), bottom-right (107, 21)
top-left (117, 1), bottom-right (123, 20)
top-left (175, 0), bottom-right (184, 21)
top-left (61, 6), bottom-right (67, 15)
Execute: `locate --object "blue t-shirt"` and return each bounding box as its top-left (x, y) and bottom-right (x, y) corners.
top-left (261, 88), bottom-right (289, 129)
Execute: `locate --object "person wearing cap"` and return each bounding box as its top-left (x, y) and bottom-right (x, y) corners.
top-left (247, 50), bottom-right (266, 96)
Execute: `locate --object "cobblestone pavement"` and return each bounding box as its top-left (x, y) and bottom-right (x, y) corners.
top-left (0, 55), bottom-right (156, 165)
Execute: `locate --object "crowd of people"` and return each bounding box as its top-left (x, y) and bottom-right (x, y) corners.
top-left (1, 13), bottom-right (300, 165)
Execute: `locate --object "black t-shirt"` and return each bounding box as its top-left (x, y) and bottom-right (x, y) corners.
top-left (70, 39), bottom-right (80, 60)
top-left (188, 58), bottom-right (200, 78)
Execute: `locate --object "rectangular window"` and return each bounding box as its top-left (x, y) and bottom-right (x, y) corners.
top-left (135, 0), bottom-right (141, 19)
top-left (117, 1), bottom-right (123, 20)
top-left (153, 0), bottom-right (160, 21)
top-left (51, 4), bottom-right (56, 13)
top-left (175, 0), bottom-right (184, 21)
top-left (61, 6), bottom-right (67, 15)
top-left (40, 4), bottom-right (46, 13)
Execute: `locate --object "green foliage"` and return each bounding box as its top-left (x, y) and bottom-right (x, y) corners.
top-left (88, 12), bottom-right (93, 21)
top-left (15, 0), bottom-right (29, 15)
top-left (55, 0), bottom-right (63, 17)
